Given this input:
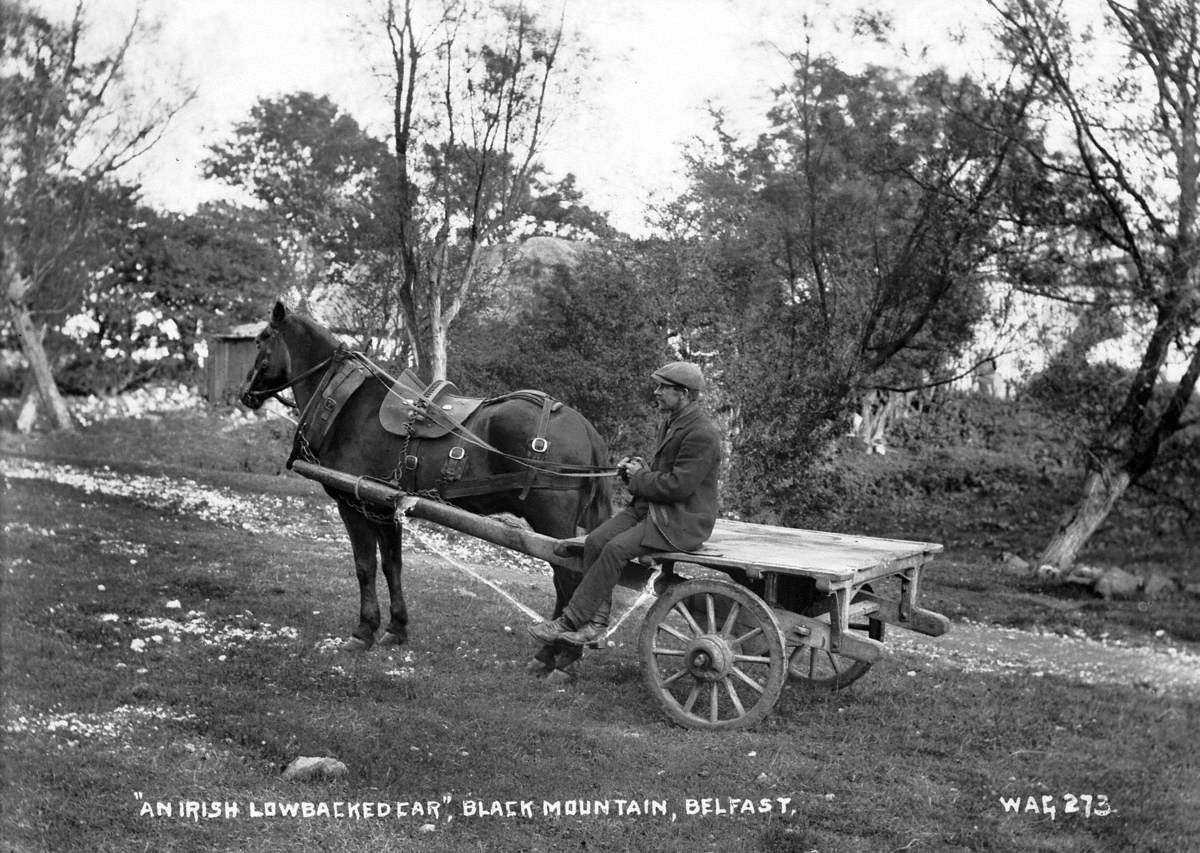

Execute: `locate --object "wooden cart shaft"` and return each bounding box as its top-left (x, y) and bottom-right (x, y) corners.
top-left (292, 460), bottom-right (581, 570)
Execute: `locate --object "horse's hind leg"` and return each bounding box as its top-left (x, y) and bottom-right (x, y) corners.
top-left (337, 502), bottom-right (381, 649)
top-left (376, 519), bottom-right (408, 646)
top-left (524, 492), bottom-right (588, 678)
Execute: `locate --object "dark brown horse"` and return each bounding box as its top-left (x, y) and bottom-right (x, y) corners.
top-left (239, 302), bottom-right (611, 662)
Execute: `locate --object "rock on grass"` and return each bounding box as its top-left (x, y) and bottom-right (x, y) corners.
top-left (1095, 567), bottom-right (1141, 600)
top-left (282, 756), bottom-right (348, 781)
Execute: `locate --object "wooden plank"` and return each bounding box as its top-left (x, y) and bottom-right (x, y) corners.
top-left (651, 518), bottom-right (942, 582)
top-left (558, 519), bottom-right (941, 582)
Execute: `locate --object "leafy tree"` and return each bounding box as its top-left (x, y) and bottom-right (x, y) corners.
top-left (139, 203), bottom-right (289, 350)
top-left (0, 0), bottom-right (189, 427)
top-left (62, 203), bottom-right (288, 392)
top-left (451, 243), bottom-right (667, 449)
top-left (671, 53), bottom-right (1036, 522)
top-left (991, 0), bottom-right (1200, 568)
top-left (523, 173), bottom-right (618, 241)
top-left (382, 0), bottom-right (586, 380)
top-left (203, 91), bottom-right (394, 336)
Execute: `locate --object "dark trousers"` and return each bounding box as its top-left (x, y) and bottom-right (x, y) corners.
top-left (564, 504), bottom-right (659, 627)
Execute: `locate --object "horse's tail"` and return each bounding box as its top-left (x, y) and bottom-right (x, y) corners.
top-left (574, 418), bottom-right (613, 534)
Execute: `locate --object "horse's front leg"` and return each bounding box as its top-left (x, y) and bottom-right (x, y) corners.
top-left (337, 501), bottom-right (381, 649)
top-left (376, 518), bottom-right (408, 646)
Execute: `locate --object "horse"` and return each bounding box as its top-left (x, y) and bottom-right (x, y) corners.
top-left (238, 301), bottom-right (611, 672)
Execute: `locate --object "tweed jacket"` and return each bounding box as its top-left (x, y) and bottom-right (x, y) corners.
top-left (627, 402), bottom-right (722, 551)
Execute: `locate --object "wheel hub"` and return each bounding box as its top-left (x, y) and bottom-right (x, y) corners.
top-left (685, 635), bottom-right (732, 681)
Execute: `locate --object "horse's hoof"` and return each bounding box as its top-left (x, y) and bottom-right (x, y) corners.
top-left (544, 667), bottom-right (576, 686)
top-left (378, 631), bottom-right (407, 647)
top-left (343, 637), bottom-right (372, 652)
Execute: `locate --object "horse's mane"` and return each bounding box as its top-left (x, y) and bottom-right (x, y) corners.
top-left (280, 310), bottom-right (341, 354)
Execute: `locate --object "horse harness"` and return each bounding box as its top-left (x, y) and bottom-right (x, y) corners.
top-left (286, 349), bottom-right (606, 506)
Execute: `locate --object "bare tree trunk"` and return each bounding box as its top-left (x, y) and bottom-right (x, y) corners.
top-left (14, 324), bottom-right (48, 432)
top-left (7, 300), bottom-right (74, 432)
top-left (15, 377), bottom-right (40, 432)
top-left (430, 321), bottom-right (448, 382)
top-left (1039, 464), bottom-right (1132, 569)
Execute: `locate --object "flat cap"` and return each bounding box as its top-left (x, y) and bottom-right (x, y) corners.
top-left (651, 361), bottom-right (705, 393)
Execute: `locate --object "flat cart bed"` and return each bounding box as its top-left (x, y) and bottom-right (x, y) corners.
top-left (566, 517), bottom-right (942, 585)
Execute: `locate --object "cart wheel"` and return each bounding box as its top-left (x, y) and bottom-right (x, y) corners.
top-left (789, 591), bottom-right (884, 690)
top-left (639, 578), bottom-right (786, 730)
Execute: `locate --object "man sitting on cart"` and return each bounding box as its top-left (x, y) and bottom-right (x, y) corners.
top-left (529, 361), bottom-right (723, 646)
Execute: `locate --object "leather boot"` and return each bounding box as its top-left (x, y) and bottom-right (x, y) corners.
top-left (527, 616), bottom-right (573, 644)
top-left (559, 621), bottom-right (608, 646)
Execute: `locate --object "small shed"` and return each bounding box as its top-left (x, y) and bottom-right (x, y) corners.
top-left (206, 322), bottom-right (265, 403)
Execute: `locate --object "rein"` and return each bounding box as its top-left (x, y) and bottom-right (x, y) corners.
top-left (244, 356), bottom-right (334, 408)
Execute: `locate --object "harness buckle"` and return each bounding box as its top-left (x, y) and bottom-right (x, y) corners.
top-left (531, 437), bottom-right (549, 454)
top-left (322, 397), bottom-right (337, 411)
top-left (404, 455), bottom-right (419, 471)
top-left (448, 446), bottom-right (466, 460)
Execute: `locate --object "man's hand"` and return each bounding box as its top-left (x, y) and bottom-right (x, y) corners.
top-left (618, 456), bottom-right (646, 482)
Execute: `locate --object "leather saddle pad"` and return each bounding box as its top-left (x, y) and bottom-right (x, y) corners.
top-left (379, 369), bottom-right (485, 439)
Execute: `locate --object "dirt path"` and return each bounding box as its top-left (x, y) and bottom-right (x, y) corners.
top-left (888, 619), bottom-right (1200, 698)
top-left (6, 455), bottom-right (1199, 701)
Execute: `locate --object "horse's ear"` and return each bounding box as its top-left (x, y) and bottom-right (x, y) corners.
top-left (271, 301), bottom-right (287, 325)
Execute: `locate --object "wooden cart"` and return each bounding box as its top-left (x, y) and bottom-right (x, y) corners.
top-left (292, 460), bottom-right (950, 731)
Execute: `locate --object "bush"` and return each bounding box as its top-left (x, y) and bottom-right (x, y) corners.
top-left (890, 391), bottom-right (1068, 467)
top-left (1133, 421), bottom-right (1200, 535)
top-left (1022, 357), bottom-right (1129, 429)
top-left (451, 249), bottom-right (669, 454)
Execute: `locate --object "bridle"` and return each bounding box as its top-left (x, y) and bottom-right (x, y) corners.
top-left (242, 354), bottom-right (334, 409)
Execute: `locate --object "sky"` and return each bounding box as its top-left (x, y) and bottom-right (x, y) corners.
top-left (34, 0), bottom-right (1004, 236)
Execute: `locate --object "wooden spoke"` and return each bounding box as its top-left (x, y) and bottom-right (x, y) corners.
top-left (655, 622), bottom-right (692, 645)
top-left (729, 666), bottom-right (765, 695)
top-left (661, 668), bottom-right (689, 686)
top-left (651, 645), bottom-right (687, 657)
top-left (723, 677), bottom-right (746, 717)
top-left (732, 625), bottom-right (764, 647)
top-left (671, 601), bottom-right (704, 636)
top-left (720, 601), bottom-right (742, 636)
top-left (732, 653), bottom-right (773, 665)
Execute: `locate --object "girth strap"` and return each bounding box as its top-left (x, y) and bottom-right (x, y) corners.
top-left (519, 395), bottom-right (556, 500)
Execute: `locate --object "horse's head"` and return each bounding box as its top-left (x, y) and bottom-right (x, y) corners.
top-left (239, 301), bottom-right (294, 410)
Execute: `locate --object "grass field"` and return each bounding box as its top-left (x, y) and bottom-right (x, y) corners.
top-left (2, 407), bottom-right (1198, 852)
